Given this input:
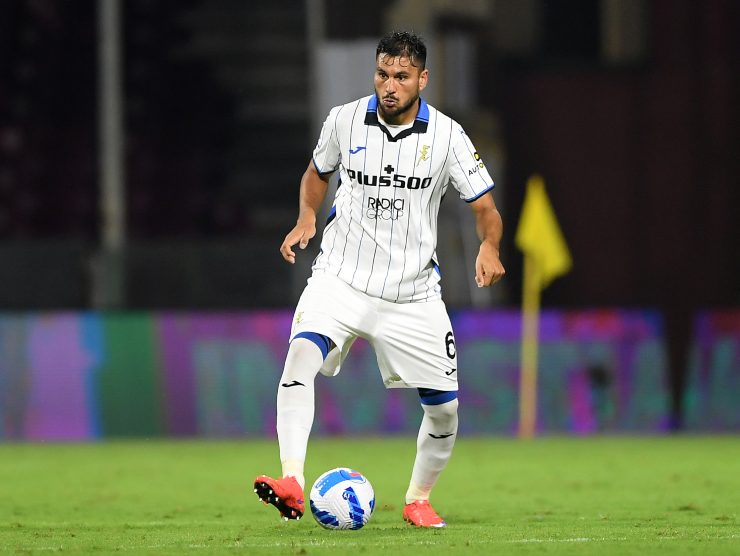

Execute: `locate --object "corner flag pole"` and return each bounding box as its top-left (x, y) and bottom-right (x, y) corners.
top-left (518, 254), bottom-right (541, 439)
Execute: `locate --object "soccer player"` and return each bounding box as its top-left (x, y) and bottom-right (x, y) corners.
top-left (254, 30), bottom-right (505, 528)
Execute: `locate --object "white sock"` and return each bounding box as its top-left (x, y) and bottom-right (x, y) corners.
top-left (276, 338), bottom-right (324, 491)
top-left (282, 460), bottom-right (306, 491)
top-left (405, 398), bottom-right (459, 504)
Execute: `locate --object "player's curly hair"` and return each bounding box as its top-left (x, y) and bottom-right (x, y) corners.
top-left (376, 31), bottom-right (427, 69)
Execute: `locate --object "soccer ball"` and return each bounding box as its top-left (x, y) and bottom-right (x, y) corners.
top-left (309, 468), bottom-right (375, 530)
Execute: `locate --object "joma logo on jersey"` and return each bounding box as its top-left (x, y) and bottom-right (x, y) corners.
top-left (367, 197), bottom-right (405, 220)
top-left (347, 168), bottom-right (432, 190)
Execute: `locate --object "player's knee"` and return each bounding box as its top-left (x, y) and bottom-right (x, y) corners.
top-left (429, 397), bottom-right (458, 420)
top-left (445, 397), bottom-right (459, 415)
top-left (282, 337), bottom-right (325, 377)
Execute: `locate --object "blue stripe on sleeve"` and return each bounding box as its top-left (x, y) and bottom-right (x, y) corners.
top-left (464, 184), bottom-right (495, 203)
top-left (312, 156), bottom-right (337, 177)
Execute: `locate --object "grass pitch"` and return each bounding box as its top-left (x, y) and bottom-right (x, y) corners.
top-left (1, 436), bottom-right (738, 555)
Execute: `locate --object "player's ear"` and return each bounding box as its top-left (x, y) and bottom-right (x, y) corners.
top-left (418, 68), bottom-right (429, 92)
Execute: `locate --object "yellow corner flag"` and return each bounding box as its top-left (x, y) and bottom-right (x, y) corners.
top-left (515, 175), bottom-right (572, 288)
top-left (515, 175), bottom-right (572, 438)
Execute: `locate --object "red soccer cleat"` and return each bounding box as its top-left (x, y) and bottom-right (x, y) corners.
top-left (253, 475), bottom-right (305, 520)
top-left (403, 500), bottom-right (447, 528)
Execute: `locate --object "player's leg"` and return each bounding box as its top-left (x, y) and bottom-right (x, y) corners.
top-left (277, 332), bottom-right (334, 487)
top-left (254, 333), bottom-right (333, 520)
top-left (372, 298), bottom-right (458, 527)
top-left (403, 389), bottom-right (458, 527)
top-left (255, 275), bottom-right (363, 520)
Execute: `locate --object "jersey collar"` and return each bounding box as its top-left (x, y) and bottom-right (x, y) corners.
top-left (365, 95), bottom-right (429, 142)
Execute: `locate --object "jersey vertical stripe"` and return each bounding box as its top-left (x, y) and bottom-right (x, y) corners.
top-left (311, 95), bottom-right (494, 303)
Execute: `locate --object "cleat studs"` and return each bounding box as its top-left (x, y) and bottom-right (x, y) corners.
top-left (268, 490), bottom-right (273, 494)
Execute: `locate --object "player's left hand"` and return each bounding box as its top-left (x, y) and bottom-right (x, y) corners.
top-left (474, 242), bottom-right (505, 287)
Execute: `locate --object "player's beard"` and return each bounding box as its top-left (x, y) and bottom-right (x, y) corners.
top-left (376, 92), bottom-right (420, 124)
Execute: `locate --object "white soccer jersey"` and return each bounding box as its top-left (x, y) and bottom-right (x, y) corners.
top-left (311, 94), bottom-right (494, 303)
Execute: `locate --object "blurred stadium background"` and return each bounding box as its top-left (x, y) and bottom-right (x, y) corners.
top-left (0, 0), bottom-right (738, 441)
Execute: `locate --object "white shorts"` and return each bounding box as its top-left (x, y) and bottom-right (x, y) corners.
top-left (290, 273), bottom-right (458, 391)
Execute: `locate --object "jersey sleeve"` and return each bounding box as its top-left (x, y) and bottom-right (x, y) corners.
top-left (447, 124), bottom-right (495, 202)
top-left (312, 106), bottom-right (342, 175)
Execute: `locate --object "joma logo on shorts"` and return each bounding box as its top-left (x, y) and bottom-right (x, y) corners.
top-left (347, 168), bottom-right (432, 190)
top-left (367, 197), bottom-right (405, 220)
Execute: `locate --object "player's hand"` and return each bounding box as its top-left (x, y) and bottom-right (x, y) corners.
top-left (474, 241), bottom-right (505, 287)
top-left (280, 219), bottom-right (317, 264)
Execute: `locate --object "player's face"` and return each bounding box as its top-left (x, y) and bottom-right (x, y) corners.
top-left (374, 54), bottom-right (428, 125)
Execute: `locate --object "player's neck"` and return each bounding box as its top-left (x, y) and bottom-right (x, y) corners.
top-left (378, 99), bottom-right (420, 126)
top-left (377, 112), bottom-right (414, 131)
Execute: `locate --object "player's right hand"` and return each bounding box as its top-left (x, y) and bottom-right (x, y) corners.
top-left (280, 221), bottom-right (316, 264)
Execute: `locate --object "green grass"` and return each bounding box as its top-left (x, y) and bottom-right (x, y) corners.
top-left (1, 437), bottom-right (739, 555)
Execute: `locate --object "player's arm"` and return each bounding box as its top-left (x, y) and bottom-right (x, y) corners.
top-left (469, 193), bottom-right (505, 287)
top-left (280, 160), bottom-right (332, 264)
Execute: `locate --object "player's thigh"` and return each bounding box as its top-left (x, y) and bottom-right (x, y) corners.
top-left (373, 299), bottom-right (458, 390)
top-left (291, 274), bottom-right (369, 344)
top-left (291, 274), bottom-right (374, 376)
